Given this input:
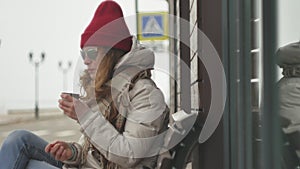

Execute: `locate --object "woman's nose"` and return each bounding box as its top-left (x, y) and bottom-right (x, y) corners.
top-left (83, 56), bottom-right (91, 65)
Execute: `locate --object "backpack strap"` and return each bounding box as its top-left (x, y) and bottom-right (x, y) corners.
top-left (129, 68), bottom-right (152, 90)
top-left (111, 66), bottom-right (152, 93)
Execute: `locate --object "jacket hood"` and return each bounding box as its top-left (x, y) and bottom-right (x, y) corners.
top-left (114, 38), bottom-right (155, 74)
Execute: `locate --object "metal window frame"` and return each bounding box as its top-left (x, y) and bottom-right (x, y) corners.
top-left (224, 0), bottom-right (279, 169)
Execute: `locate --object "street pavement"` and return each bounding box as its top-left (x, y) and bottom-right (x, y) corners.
top-left (0, 110), bottom-right (81, 146)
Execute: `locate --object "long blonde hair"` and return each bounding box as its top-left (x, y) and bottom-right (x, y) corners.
top-left (80, 47), bottom-right (127, 122)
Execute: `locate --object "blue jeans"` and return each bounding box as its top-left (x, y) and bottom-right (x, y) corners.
top-left (0, 130), bottom-right (63, 169)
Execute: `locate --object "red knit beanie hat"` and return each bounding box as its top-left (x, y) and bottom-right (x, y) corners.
top-left (80, 0), bottom-right (132, 52)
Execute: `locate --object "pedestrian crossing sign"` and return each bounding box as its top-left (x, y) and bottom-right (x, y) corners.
top-left (138, 12), bottom-right (168, 41)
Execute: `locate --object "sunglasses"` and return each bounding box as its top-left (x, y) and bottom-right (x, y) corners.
top-left (80, 47), bottom-right (98, 60)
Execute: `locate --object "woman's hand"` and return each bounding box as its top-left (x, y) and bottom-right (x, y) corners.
top-left (45, 141), bottom-right (73, 161)
top-left (58, 93), bottom-right (78, 121)
top-left (59, 93), bottom-right (93, 121)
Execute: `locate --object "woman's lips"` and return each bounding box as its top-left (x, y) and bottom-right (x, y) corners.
top-left (88, 69), bottom-right (95, 73)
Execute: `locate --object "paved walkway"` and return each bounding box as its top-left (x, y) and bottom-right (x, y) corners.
top-left (0, 109), bottom-right (64, 126)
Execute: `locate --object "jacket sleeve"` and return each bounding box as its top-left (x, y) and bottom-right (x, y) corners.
top-left (62, 136), bottom-right (84, 166)
top-left (79, 79), bottom-right (168, 168)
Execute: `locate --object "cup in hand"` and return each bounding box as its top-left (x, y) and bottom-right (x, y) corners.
top-left (62, 92), bottom-right (80, 99)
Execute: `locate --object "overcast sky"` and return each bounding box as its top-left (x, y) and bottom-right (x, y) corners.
top-left (278, 0), bottom-right (300, 46)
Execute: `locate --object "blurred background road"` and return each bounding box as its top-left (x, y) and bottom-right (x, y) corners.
top-left (0, 111), bottom-right (81, 146)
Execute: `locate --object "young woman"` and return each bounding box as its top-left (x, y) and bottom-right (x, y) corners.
top-left (0, 1), bottom-right (169, 169)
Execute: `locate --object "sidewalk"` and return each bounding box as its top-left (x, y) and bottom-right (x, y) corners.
top-left (0, 108), bottom-right (64, 126)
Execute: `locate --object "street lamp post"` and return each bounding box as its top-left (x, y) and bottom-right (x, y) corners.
top-left (29, 52), bottom-right (45, 119)
top-left (135, 0), bottom-right (139, 36)
top-left (58, 61), bottom-right (72, 91)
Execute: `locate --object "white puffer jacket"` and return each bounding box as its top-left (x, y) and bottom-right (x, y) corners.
top-left (277, 42), bottom-right (300, 133)
top-left (278, 77), bottom-right (300, 132)
top-left (63, 42), bottom-right (169, 169)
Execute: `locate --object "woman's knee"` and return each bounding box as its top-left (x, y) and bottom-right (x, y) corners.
top-left (4, 130), bottom-right (34, 145)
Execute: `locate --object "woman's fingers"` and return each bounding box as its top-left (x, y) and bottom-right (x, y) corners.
top-left (58, 95), bottom-right (78, 120)
top-left (45, 141), bottom-right (59, 152)
top-left (55, 146), bottom-right (65, 160)
top-left (61, 148), bottom-right (72, 161)
top-left (45, 141), bottom-right (73, 161)
top-left (59, 93), bottom-right (93, 121)
top-left (57, 143), bottom-right (72, 161)
top-left (50, 144), bottom-right (61, 155)
top-left (59, 100), bottom-right (72, 115)
top-left (61, 93), bottom-right (73, 102)
top-left (45, 144), bottom-right (51, 153)
top-left (59, 94), bottom-right (75, 110)
top-left (59, 99), bottom-right (74, 109)
top-left (61, 106), bottom-right (78, 120)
